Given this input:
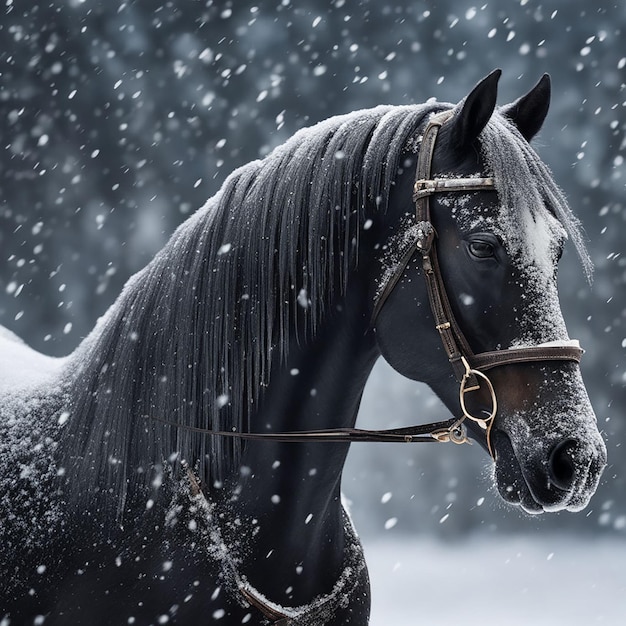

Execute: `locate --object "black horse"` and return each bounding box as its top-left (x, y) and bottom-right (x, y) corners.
top-left (0, 70), bottom-right (606, 624)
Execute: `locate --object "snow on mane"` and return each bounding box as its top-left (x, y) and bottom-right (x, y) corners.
top-left (56, 102), bottom-right (440, 511)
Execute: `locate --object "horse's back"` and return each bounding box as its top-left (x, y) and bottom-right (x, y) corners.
top-left (0, 324), bottom-right (66, 397)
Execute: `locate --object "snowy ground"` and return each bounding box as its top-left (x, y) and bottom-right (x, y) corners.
top-left (364, 536), bottom-right (626, 625)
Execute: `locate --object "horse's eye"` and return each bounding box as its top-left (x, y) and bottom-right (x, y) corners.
top-left (468, 240), bottom-right (495, 259)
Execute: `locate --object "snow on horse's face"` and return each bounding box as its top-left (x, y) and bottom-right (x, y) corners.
top-left (433, 151), bottom-right (604, 513)
top-left (376, 72), bottom-right (606, 514)
top-left (434, 83), bottom-right (605, 514)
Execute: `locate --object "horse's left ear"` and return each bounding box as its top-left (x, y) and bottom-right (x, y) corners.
top-left (501, 74), bottom-right (551, 142)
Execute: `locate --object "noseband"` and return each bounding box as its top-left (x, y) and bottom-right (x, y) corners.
top-left (372, 109), bottom-right (583, 456)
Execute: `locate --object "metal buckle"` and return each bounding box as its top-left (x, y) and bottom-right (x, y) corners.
top-left (432, 420), bottom-right (470, 445)
top-left (415, 220), bottom-right (435, 253)
top-left (458, 356), bottom-right (497, 458)
top-left (413, 179), bottom-right (438, 200)
top-left (459, 356), bottom-right (497, 428)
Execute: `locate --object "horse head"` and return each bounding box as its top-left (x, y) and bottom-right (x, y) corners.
top-left (374, 70), bottom-right (607, 514)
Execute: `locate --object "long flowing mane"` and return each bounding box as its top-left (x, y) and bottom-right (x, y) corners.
top-left (58, 101), bottom-right (590, 514)
top-left (61, 103), bottom-right (438, 510)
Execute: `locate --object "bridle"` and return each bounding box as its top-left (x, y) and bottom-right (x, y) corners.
top-left (371, 108), bottom-right (583, 455)
top-left (148, 109), bottom-right (583, 455)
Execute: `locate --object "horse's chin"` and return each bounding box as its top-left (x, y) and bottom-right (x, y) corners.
top-left (490, 430), bottom-right (543, 514)
top-left (490, 429), bottom-right (592, 515)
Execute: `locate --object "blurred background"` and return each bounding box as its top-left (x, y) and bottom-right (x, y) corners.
top-left (0, 0), bottom-right (624, 552)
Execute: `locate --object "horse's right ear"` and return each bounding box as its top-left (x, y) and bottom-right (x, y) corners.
top-left (448, 69), bottom-right (501, 150)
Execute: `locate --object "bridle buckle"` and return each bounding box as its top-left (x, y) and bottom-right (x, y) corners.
top-left (432, 420), bottom-right (470, 445)
top-left (413, 179), bottom-right (438, 201)
top-left (415, 220), bottom-right (435, 254)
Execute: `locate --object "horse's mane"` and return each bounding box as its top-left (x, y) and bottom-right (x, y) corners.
top-left (61, 102), bottom-right (438, 511)
top-left (59, 102), bottom-right (590, 515)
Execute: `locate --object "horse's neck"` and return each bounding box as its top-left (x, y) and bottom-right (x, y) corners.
top-left (212, 288), bottom-right (379, 606)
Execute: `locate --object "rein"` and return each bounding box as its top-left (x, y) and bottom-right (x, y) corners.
top-left (147, 109), bottom-right (582, 455)
top-left (148, 414), bottom-right (468, 444)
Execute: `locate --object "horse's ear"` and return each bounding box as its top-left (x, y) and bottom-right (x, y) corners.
top-left (501, 74), bottom-right (551, 142)
top-left (448, 69), bottom-right (501, 150)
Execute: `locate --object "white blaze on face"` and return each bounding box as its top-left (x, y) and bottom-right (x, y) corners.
top-left (476, 113), bottom-right (606, 514)
top-left (517, 204), bottom-right (565, 282)
top-left (503, 202), bottom-right (570, 348)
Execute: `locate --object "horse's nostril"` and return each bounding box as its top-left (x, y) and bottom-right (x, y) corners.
top-left (548, 439), bottom-right (578, 491)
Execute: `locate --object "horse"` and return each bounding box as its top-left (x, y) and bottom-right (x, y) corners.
top-left (0, 69), bottom-right (607, 625)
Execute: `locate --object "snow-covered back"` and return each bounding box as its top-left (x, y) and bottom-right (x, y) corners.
top-left (0, 325), bottom-right (66, 395)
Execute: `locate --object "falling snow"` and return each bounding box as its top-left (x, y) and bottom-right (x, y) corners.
top-left (0, 0), bottom-right (624, 622)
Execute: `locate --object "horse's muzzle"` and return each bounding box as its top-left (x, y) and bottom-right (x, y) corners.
top-left (491, 428), bottom-right (607, 514)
